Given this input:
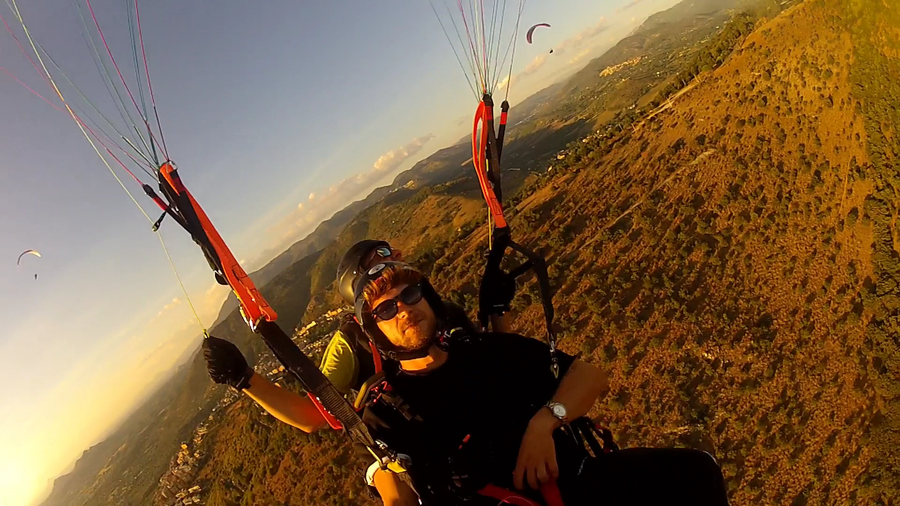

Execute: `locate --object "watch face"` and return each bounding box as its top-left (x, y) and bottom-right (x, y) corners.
top-left (551, 403), bottom-right (566, 418)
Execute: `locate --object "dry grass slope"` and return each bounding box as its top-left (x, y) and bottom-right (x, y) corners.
top-left (423, 1), bottom-right (899, 504)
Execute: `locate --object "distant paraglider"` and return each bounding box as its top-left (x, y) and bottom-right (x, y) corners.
top-left (17, 249), bottom-right (41, 266)
top-left (17, 249), bottom-right (41, 280)
top-left (526, 23), bottom-right (550, 44)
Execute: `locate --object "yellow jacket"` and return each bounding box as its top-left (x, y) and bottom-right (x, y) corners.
top-left (318, 330), bottom-right (359, 396)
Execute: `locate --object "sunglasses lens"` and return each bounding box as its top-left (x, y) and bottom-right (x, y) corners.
top-left (373, 300), bottom-right (399, 321)
top-left (372, 285), bottom-right (422, 321)
top-left (400, 284), bottom-right (423, 306)
top-left (375, 247), bottom-right (392, 258)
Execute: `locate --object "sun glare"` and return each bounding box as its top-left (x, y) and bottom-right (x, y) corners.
top-left (0, 460), bottom-right (42, 506)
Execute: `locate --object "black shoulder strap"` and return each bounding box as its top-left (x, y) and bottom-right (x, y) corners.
top-left (338, 314), bottom-right (366, 353)
top-left (339, 314), bottom-right (377, 387)
top-left (379, 386), bottom-right (424, 423)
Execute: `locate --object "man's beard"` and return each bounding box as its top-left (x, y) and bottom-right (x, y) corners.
top-left (394, 311), bottom-right (437, 352)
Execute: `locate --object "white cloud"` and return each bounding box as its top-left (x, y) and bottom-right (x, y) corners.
top-left (569, 48), bottom-right (592, 65)
top-left (161, 297), bottom-right (181, 312)
top-left (374, 135), bottom-right (435, 172)
top-left (523, 54), bottom-right (549, 75)
top-left (268, 134), bottom-right (436, 251)
top-left (201, 282), bottom-right (230, 317)
top-left (149, 297), bottom-right (183, 323)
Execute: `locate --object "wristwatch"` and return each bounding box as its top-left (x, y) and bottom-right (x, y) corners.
top-left (545, 401), bottom-right (568, 424)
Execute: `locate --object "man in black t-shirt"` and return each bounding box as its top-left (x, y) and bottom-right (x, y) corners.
top-left (203, 240), bottom-right (480, 506)
top-left (354, 262), bottom-right (730, 506)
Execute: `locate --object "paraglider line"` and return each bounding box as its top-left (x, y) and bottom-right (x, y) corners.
top-left (8, 1), bottom-right (203, 339)
top-left (503, 0), bottom-right (526, 100)
top-left (126, 0), bottom-right (161, 165)
top-left (447, 0), bottom-right (482, 97)
top-left (486, 0), bottom-right (508, 90)
top-left (0, 64), bottom-right (153, 180)
top-left (27, 34), bottom-right (151, 162)
top-left (460, 0), bottom-right (484, 92)
top-left (134, 0), bottom-right (168, 159)
top-left (74, 0), bottom-right (152, 157)
top-left (0, 66), bottom-right (62, 111)
top-left (0, 14), bottom-right (156, 176)
top-left (7, 0), bottom-right (155, 224)
top-left (122, 136), bottom-right (158, 173)
top-left (97, 137), bottom-right (152, 184)
top-left (479, 0), bottom-right (488, 91)
top-left (129, 123), bottom-right (156, 164)
top-left (73, 113), bottom-right (156, 181)
top-left (126, 0), bottom-right (156, 164)
top-left (79, 0), bottom-right (155, 162)
top-left (430, 1), bottom-right (526, 98)
top-left (6, 0), bottom-right (213, 363)
top-left (156, 232), bottom-right (207, 333)
top-left (83, 0), bottom-right (163, 160)
top-left (0, 11), bottom-right (48, 85)
top-left (483, 1), bottom-right (494, 89)
top-left (429, 1), bottom-right (479, 98)
top-left (492, 0), bottom-right (522, 94)
top-left (455, 1), bottom-right (480, 90)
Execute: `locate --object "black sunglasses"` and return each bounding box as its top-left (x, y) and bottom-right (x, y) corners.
top-left (372, 284), bottom-right (424, 321)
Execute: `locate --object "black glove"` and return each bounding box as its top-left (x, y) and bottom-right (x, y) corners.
top-left (203, 336), bottom-right (254, 390)
top-left (480, 268), bottom-right (517, 317)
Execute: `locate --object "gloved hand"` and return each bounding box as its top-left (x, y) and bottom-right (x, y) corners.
top-left (203, 336), bottom-right (254, 390)
top-left (480, 268), bottom-right (517, 317)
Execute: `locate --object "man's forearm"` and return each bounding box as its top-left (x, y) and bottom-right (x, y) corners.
top-left (548, 360), bottom-right (608, 424)
top-left (515, 359), bottom-right (608, 489)
top-left (243, 373), bottom-right (327, 432)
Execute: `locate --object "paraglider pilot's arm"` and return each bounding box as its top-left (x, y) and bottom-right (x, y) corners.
top-left (203, 337), bottom-right (328, 433)
top-left (242, 374), bottom-right (328, 433)
top-left (514, 357), bottom-right (608, 490)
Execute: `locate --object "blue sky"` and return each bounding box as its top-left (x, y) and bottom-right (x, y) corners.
top-left (0, 0), bottom-right (677, 504)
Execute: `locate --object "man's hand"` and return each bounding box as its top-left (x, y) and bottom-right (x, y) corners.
top-left (513, 408), bottom-right (561, 490)
top-left (203, 336), bottom-right (254, 390)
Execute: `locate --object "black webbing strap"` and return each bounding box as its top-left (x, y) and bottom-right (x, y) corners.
top-left (256, 321), bottom-right (380, 449)
top-left (479, 226), bottom-right (559, 377)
